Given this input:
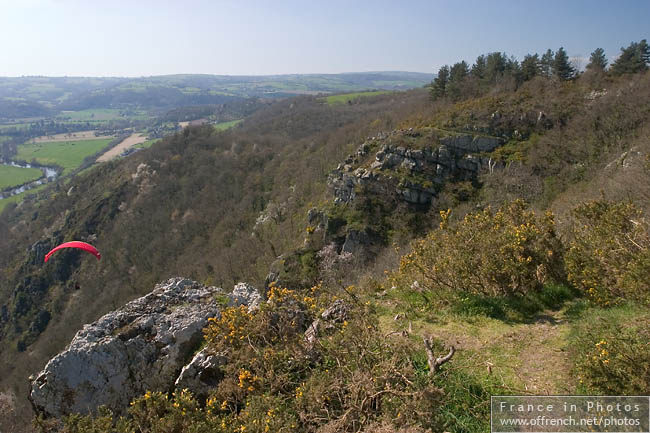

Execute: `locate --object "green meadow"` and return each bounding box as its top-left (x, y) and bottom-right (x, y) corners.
top-left (56, 108), bottom-right (152, 122)
top-left (134, 138), bottom-right (160, 149)
top-left (16, 138), bottom-right (113, 174)
top-left (213, 119), bottom-right (242, 131)
top-left (324, 90), bottom-right (390, 105)
top-left (0, 164), bottom-right (43, 190)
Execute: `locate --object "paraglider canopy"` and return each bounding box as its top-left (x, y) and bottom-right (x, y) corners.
top-left (44, 241), bottom-right (101, 263)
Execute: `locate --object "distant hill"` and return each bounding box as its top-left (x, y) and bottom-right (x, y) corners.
top-left (0, 72), bottom-right (433, 118)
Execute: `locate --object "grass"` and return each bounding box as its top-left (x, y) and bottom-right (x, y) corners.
top-left (133, 138), bottom-right (160, 149)
top-left (324, 90), bottom-right (391, 105)
top-left (16, 138), bottom-right (113, 174)
top-left (0, 123), bottom-right (30, 131)
top-left (373, 281), bottom-right (584, 402)
top-left (56, 109), bottom-right (121, 121)
top-left (56, 108), bottom-right (152, 122)
top-left (0, 165), bottom-right (43, 190)
top-left (213, 119), bottom-right (242, 131)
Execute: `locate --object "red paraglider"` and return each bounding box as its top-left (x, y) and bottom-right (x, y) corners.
top-left (44, 241), bottom-right (101, 263)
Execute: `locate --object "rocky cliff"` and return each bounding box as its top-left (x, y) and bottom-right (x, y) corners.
top-left (29, 278), bottom-right (262, 418)
top-left (328, 128), bottom-right (503, 206)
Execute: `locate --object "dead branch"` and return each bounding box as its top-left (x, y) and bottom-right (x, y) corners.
top-left (422, 336), bottom-right (455, 375)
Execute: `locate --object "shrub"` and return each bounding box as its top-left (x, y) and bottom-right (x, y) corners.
top-left (391, 200), bottom-right (564, 304)
top-left (570, 309), bottom-right (650, 394)
top-left (54, 287), bottom-right (449, 433)
top-left (566, 199), bottom-right (650, 306)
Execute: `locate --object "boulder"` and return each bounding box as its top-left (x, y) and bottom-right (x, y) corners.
top-left (440, 135), bottom-right (473, 153)
top-left (231, 282), bottom-right (263, 312)
top-left (304, 300), bottom-right (351, 349)
top-left (341, 229), bottom-right (372, 257)
top-left (29, 240), bottom-right (51, 265)
top-left (174, 348), bottom-right (226, 401)
top-left (29, 278), bottom-right (260, 417)
top-left (321, 300), bottom-right (350, 323)
top-left (472, 136), bottom-right (502, 152)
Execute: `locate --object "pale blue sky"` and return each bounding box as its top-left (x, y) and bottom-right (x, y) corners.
top-left (0, 0), bottom-right (648, 77)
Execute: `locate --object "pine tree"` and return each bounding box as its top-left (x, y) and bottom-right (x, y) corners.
top-left (484, 52), bottom-right (506, 84)
top-left (431, 65), bottom-right (450, 99)
top-left (471, 55), bottom-right (486, 79)
top-left (611, 40), bottom-right (649, 75)
top-left (540, 49), bottom-right (554, 77)
top-left (447, 61), bottom-right (469, 99)
top-left (586, 48), bottom-right (608, 71)
top-left (640, 39), bottom-right (650, 65)
top-left (521, 54), bottom-right (540, 81)
top-left (552, 47), bottom-right (575, 80)
top-left (504, 56), bottom-right (523, 86)
top-left (449, 61), bottom-right (469, 82)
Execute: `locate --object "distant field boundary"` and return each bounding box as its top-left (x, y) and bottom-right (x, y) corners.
top-left (31, 131), bottom-right (110, 143)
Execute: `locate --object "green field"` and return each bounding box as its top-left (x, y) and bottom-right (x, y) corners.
top-left (16, 138), bottom-right (113, 174)
top-left (213, 119), bottom-right (242, 131)
top-left (0, 123), bottom-right (30, 131)
top-left (134, 138), bottom-right (160, 149)
top-left (56, 108), bottom-right (151, 122)
top-left (0, 164), bottom-right (43, 189)
top-left (324, 90), bottom-right (391, 105)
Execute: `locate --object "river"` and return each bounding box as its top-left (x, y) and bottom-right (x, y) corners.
top-left (0, 161), bottom-right (59, 200)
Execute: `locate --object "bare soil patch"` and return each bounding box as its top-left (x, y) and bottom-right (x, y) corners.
top-left (97, 133), bottom-right (146, 162)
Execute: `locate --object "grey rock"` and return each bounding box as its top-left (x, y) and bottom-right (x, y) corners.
top-left (383, 153), bottom-right (404, 169)
top-left (174, 348), bottom-right (226, 400)
top-left (321, 300), bottom-right (350, 323)
top-left (456, 155), bottom-right (480, 172)
top-left (342, 229), bottom-right (372, 257)
top-left (305, 300), bottom-right (350, 348)
top-left (472, 136), bottom-right (502, 152)
top-left (440, 135), bottom-right (473, 153)
top-left (435, 146), bottom-right (456, 172)
top-left (29, 277), bottom-right (261, 418)
top-left (231, 282), bottom-right (263, 312)
top-left (411, 149), bottom-right (424, 160)
top-left (304, 319), bottom-right (321, 346)
top-left (29, 240), bottom-right (51, 265)
top-left (400, 158), bottom-right (417, 171)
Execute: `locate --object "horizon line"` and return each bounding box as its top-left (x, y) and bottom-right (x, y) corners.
top-left (0, 70), bottom-right (435, 80)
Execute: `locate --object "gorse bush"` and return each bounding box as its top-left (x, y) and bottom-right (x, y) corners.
top-left (52, 286), bottom-right (448, 433)
top-left (391, 200), bottom-right (564, 304)
top-left (566, 199), bottom-right (650, 306)
top-left (571, 309), bottom-right (650, 394)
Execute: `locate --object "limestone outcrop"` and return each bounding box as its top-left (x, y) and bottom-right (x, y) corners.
top-left (328, 130), bottom-right (504, 206)
top-left (29, 277), bottom-right (261, 418)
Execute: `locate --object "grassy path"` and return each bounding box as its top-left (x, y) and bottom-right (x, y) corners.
top-left (381, 305), bottom-right (577, 395)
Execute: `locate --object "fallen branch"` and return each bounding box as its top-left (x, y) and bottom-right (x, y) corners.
top-left (422, 336), bottom-right (455, 375)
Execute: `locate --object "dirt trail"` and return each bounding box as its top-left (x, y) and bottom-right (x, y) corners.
top-left (97, 133), bottom-right (146, 162)
top-left (412, 308), bottom-right (575, 394)
top-left (505, 311), bottom-right (574, 394)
